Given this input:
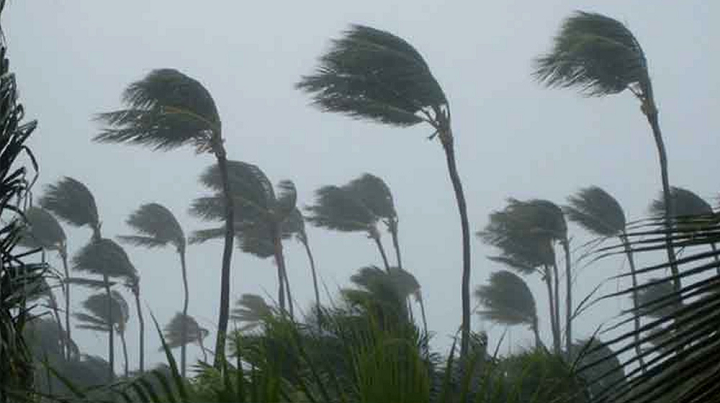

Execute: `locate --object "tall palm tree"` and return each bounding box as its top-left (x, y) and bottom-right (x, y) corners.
top-left (95, 68), bottom-right (235, 367)
top-left (565, 186), bottom-right (646, 371)
top-left (190, 161), bottom-right (298, 315)
top-left (534, 11), bottom-right (679, 296)
top-left (17, 206), bottom-right (73, 359)
top-left (282, 208), bottom-right (322, 311)
top-left (475, 270), bottom-right (541, 348)
top-left (162, 313), bottom-right (210, 364)
top-left (297, 25), bottom-right (473, 355)
top-left (306, 184), bottom-right (391, 271)
top-left (648, 186), bottom-right (720, 274)
top-left (118, 202), bottom-right (186, 375)
top-left (72, 238), bottom-right (137, 381)
top-left (75, 291), bottom-right (130, 377)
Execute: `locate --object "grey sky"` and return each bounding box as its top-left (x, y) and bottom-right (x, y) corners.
top-left (7, 1), bottom-right (719, 371)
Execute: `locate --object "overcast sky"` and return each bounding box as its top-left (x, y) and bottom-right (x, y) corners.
top-left (7, 1), bottom-right (719, 372)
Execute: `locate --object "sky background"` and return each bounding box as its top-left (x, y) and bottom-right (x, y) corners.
top-left (6, 1), bottom-right (719, 373)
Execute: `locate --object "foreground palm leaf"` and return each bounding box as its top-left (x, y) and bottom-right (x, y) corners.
top-left (535, 10), bottom-right (679, 303)
top-left (97, 68), bottom-right (235, 367)
top-left (298, 24), bottom-right (473, 355)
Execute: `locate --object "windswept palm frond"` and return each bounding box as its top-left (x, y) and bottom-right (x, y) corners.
top-left (94, 69), bottom-right (221, 153)
top-left (72, 238), bottom-right (137, 280)
top-left (344, 173), bottom-right (397, 220)
top-left (231, 294), bottom-right (274, 332)
top-left (162, 313), bottom-right (208, 349)
top-left (38, 177), bottom-right (100, 232)
top-left (296, 24), bottom-right (447, 127)
top-left (566, 186), bottom-right (626, 237)
top-left (635, 278), bottom-right (679, 320)
top-left (75, 291), bottom-right (129, 332)
top-left (648, 186), bottom-right (714, 225)
top-left (119, 203), bottom-right (185, 251)
top-left (571, 338), bottom-right (627, 400)
top-left (343, 266), bottom-right (419, 322)
top-left (305, 185), bottom-right (377, 232)
top-left (17, 206), bottom-right (66, 251)
top-left (534, 11), bottom-right (650, 98)
top-left (474, 270), bottom-right (537, 328)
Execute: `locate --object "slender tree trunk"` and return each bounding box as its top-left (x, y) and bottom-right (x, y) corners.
top-left (60, 249), bottom-right (71, 361)
top-left (562, 240), bottom-right (572, 356)
top-left (543, 265), bottom-right (560, 354)
top-left (439, 130), bottom-right (472, 357)
top-left (214, 152), bottom-right (235, 368)
top-left (273, 235), bottom-right (286, 312)
top-left (369, 227), bottom-right (391, 271)
top-left (620, 231), bottom-right (647, 373)
top-left (418, 295), bottom-right (429, 338)
top-left (301, 237), bottom-right (321, 310)
top-left (552, 262), bottom-right (561, 354)
top-left (388, 220), bottom-right (403, 270)
top-left (179, 248), bottom-right (189, 378)
top-left (132, 283), bottom-right (145, 373)
top-left (280, 245), bottom-right (295, 319)
top-left (103, 274), bottom-right (114, 382)
top-left (199, 337), bottom-right (208, 363)
top-left (48, 292), bottom-right (66, 358)
top-left (119, 330), bottom-right (128, 378)
top-left (532, 317), bottom-right (541, 349)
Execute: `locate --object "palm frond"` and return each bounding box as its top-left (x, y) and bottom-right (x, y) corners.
top-left (121, 203), bottom-right (185, 251)
top-left (76, 291), bottom-right (129, 330)
top-left (72, 238), bottom-right (137, 280)
top-left (305, 185), bottom-right (376, 232)
top-left (565, 186), bottom-right (626, 237)
top-left (635, 278), bottom-right (679, 320)
top-left (94, 68), bottom-right (221, 153)
top-left (188, 226), bottom-right (231, 245)
top-left (344, 173), bottom-right (397, 220)
top-left (17, 206), bottom-right (66, 250)
top-left (162, 312), bottom-right (208, 349)
top-left (474, 270), bottom-right (537, 327)
top-left (38, 177), bottom-right (99, 230)
top-left (274, 180), bottom-right (297, 220)
top-left (281, 207), bottom-right (306, 241)
top-left (534, 11), bottom-right (651, 97)
top-left (648, 187), bottom-right (714, 230)
top-left (296, 24), bottom-right (446, 127)
top-left (230, 294), bottom-right (274, 332)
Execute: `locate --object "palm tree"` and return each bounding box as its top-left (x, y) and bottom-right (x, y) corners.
top-left (282, 208), bottom-right (322, 312)
top-left (125, 274), bottom-right (145, 374)
top-left (648, 186), bottom-right (720, 274)
top-left (118, 202), bottom-right (186, 375)
top-left (190, 161), bottom-right (298, 316)
top-left (565, 186), bottom-right (646, 371)
top-left (162, 313), bottom-right (210, 364)
top-left (475, 270), bottom-right (541, 348)
top-left (95, 68), bottom-right (235, 367)
top-left (75, 291), bottom-right (130, 377)
top-left (297, 25), bottom-right (473, 355)
top-left (345, 174), bottom-right (403, 269)
top-left (17, 207), bottom-right (73, 359)
top-left (72, 238), bottom-right (137, 380)
top-left (230, 294), bottom-right (275, 333)
top-left (306, 184), bottom-right (391, 271)
top-left (534, 11), bottom-right (679, 296)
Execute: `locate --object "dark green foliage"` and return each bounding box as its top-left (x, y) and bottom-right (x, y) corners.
top-left (571, 339), bottom-right (626, 401)
top-left (534, 11), bottom-right (650, 98)
top-left (648, 186), bottom-right (713, 224)
top-left (636, 278), bottom-right (679, 320)
top-left (565, 186), bottom-right (626, 237)
top-left (475, 270), bottom-right (537, 328)
top-left (296, 24), bottom-right (446, 126)
top-left (231, 294), bottom-right (275, 332)
top-left (342, 266), bottom-right (420, 323)
top-left (72, 238), bottom-right (137, 280)
top-left (162, 313), bottom-right (208, 350)
top-left (95, 69), bottom-right (221, 153)
top-left (344, 173), bottom-right (397, 220)
top-left (305, 185), bottom-right (378, 232)
top-left (75, 291), bottom-right (129, 332)
top-left (119, 203), bottom-right (186, 251)
top-left (38, 177), bottom-right (100, 233)
top-left (17, 207), bottom-right (66, 251)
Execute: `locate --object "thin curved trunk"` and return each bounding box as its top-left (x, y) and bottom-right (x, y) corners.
top-left (281, 253), bottom-right (294, 319)
top-left (48, 292), bottom-right (65, 357)
top-left (60, 249), bottom-right (71, 360)
top-left (418, 295), bottom-right (428, 338)
top-left (369, 227), bottom-right (391, 272)
top-left (103, 274), bottom-right (114, 382)
top-left (199, 336), bottom-right (208, 363)
top-left (273, 234), bottom-right (286, 312)
top-left (620, 231), bottom-right (647, 373)
top-left (388, 220), bottom-right (402, 270)
top-left (562, 240), bottom-right (572, 356)
top-left (552, 262), bottom-right (561, 354)
top-left (301, 236), bottom-right (321, 310)
top-left (214, 153), bottom-right (235, 368)
top-left (543, 265), bottom-right (560, 354)
top-left (532, 316), bottom-right (541, 349)
top-left (440, 131), bottom-right (471, 357)
top-left (179, 248), bottom-right (189, 378)
top-left (132, 284), bottom-right (145, 373)
top-left (119, 330), bottom-right (128, 378)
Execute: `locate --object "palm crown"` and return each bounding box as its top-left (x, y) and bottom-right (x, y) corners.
top-left (75, 291), bottom-right (129, 333)
top-left (39, 177), bottom-right (100, 237)
top-left (72, 238), bottom-right (137, 280)
top-left (17, 206), bottom-right (66, 251)
top-left (119, 203), bottom-right (186, 252)
top-left (565, 186), bottom-right (627, 238)
top-left (474, 270), bottom-right (537, 328)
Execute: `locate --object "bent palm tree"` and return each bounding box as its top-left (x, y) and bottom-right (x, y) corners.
top-left (73, 238), bottom-right (137, 381)
top-left (297, 25), bottom-right (472, 355)
top-left (283, 207), bottom-right (322, 312)
top-left (475, 270), bottom-right (541, 348)
top-left (162, 313), bottom-right (210, 364)
top-left (118, 202), bottom-right (186, 375)
top-left (534, 11), bottom-right (679, 296)
top-left (75, 291), bottom-right (130, 377)
top-left (190, 161), bottom-right (298, 315)
top-left (565, 186), bottom-right (646, 371)
top-left (306, 184), bottom-right (391, 271)
top-left (96, 68), bottom-right (235, 367)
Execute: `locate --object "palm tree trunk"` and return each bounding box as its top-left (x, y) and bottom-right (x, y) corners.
top-left (369, 227), bottom-right (391, 271)
top-left (281, 252), bottom-right (295, 319)
top-left (418, 295), bottom-right (429, 338)
top-left (543, 265), bottom-right (560, 354)
top-left (48, 292), bottom-right (66, 358)
top-left (620, 231), bottom-right (647, 373)
top-left (214, 153), bottom-right (235, 369)
top-left (273, 234), bottom-right (287, 312)
top-left (439, 131), bottom-right (471, 357)
top-left (388, 220), bottom-right (403, 270)
top-left (562, 240), bottom-right (572, 356)
top-left (119, 330), bottom-right (129, 378)
top-left (103, 274), bottom-right (114, 382)
top-left (60, 249), bottom-right (71, 361)
top-left (532, 316), bottom-right (541, 349)
top-left (552, 262), bottom-right (561, 354)
top-left (198, 337), bottom-right (208, 363)
top-left (301, 237), bottom-right (321, 310)
top-left (132, 284), bottom-right (145, 373)
top-left (179, 248), bottom-right (189, 378)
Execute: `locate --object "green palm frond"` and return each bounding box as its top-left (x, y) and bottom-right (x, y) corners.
top-left (231, 293), bottom-right (274, 332)
top-left (38, 177), bottom-right (99, 231)
top-left (17, 206), bottom-right (66, 251)
top-left (648, 187), bottom-right (714, 226)
top-left (274, 180), bottom-right (297, 220)
top-left (188, 226), bottom-right (232, 245)
top-left (75, 291), bottom-right (129, 331)
top-left (635, 278), bottom-right (679, 320)
top-left (534, 11), bottom-right (651, 98)
top-left (344, 173), bottom-right (397, 220)
top-left (343, 266), bottom-right (418, 317)
top-left (571, 338), bottom-right (627, 400)
top-left (305, 185), bottom-right (377, 232)
top-left (72, 238), bottom-right (137, 280)
top-left (281, 207), bottom-right (306, 241)
top-left (296, 24), bottom-right (446, 127)
top-left (94, 69), bottom-right (221, 153)
top-left (474, 270), bottom-right (537, 327)
top-left (162, 312), bottom-right (208, 349)
top-left (565, 186), bottom-right (626, 237)
top-left (119, 203), bottom-right (185, 251)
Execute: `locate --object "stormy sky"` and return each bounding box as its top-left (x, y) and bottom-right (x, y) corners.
top-left (7, 1), bottom-right (719, 371)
